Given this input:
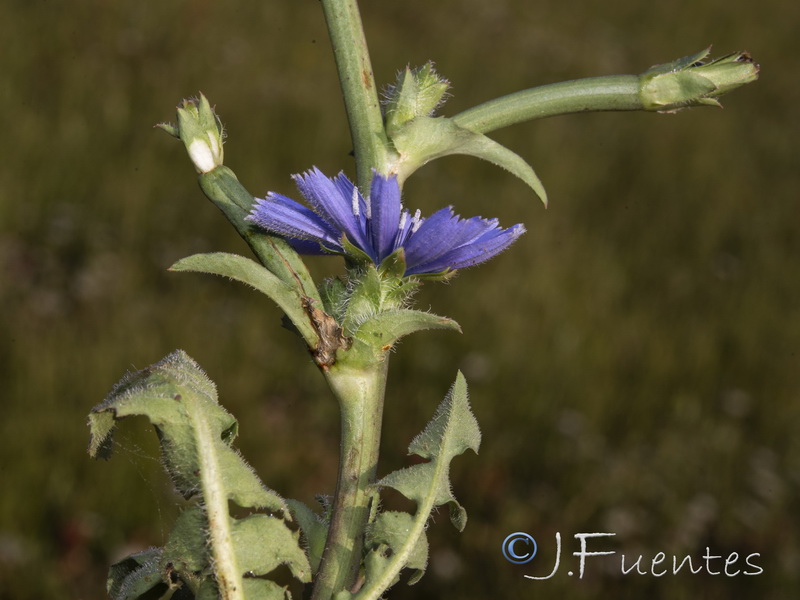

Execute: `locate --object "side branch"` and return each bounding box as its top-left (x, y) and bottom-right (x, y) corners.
top-left (451, 75), bottom-right (642, 134)
top-left (452, 50), bottom-right (759, 134)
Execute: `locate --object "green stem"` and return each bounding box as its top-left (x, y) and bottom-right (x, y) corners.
top-left (198, 166), bottom-right (321, 303)
top-left (451, 75), bottom-right (642, 134)
top-left (320, 0), bottom-right (391, 189)
top-left (312, 4), bottom-right (393, 598)
top-left (312, 359), bottom-right (389, 600)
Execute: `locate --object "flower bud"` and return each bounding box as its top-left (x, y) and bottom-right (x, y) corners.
top-left (384, 62), bottom-right (450, 135)
top-left (158, 94), bottom-right (225, 173)
top-left (640, 48), bottom-right (759, 113)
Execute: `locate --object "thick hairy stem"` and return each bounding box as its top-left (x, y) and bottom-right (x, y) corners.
top-left (312, 359), bottom-right (389, 600)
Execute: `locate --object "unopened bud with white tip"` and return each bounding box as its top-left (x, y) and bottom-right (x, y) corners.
top-left (157, 93), bottom-right (225, 173)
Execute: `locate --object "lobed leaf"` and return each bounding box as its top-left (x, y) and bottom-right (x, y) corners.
top-left (88, 350), bottom-right (286, 512)
top-left (354, 373), bottom-right (480, 599)
top-left (89, 351), bottom-right (311, 599)
top-left (378, 372), bottom-right (480, 531)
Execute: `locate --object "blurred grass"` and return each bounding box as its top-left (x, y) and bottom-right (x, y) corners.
top-left (1, 0), bottom-right (799, 598)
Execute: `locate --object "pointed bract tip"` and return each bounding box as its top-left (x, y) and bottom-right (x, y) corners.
top-left (155, 122), bottom-right (180, 138)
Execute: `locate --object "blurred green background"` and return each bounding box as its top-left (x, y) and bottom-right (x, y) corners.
top-left (2, 0), bottom-right (798, 598)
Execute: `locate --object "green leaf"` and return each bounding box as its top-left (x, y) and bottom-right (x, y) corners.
top-left (161, 505), bottom-right (208, 574)
top-left (286, 499), bottom-right (328, 574)
top-left (319, 277), bottom-right (348, 322)
top-left (233, 514), bottom-right (311, 582)
top-left (156, 121), bottom-right (180, 138)
top-left (158, 507), bottom-right (312, 593)
top-left (241, 579), bottom-right (293, 600)
top-left (340, 234), bottom-right (376, 267)
top-left (340, 265), bottom-right (435, 351)
top-left (378, 372), bottom-right (480, 531)
top-left (108, 548), bottom-right (164, 600)
top-left (88, 350), bottom-right (286, 512)
top-left (364, 511), bottom-right (428, 587)
top-left (390, 116), bottom-right (548, 205)
top-left (385, 67), bottom-right (419, 134)
top-left (337, 269), bottom-right (459, 365)
top-left (377, 248), bottom-right (408, 280)
top-left (354, 373), bottom-right (480, 599)
top-left (641, 72), bottom-right (718, 111)
top-left (196, 579), bottom-right (220, 600)
top-left (89, 351), bottom-right (312, 599)
top-left (170, 252), bottom-right (319, 348)
top-left (353, 309), bottom-right (461, 350)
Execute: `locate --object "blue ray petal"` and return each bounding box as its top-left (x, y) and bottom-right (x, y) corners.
top-left (368, 174), bottom-right (402, 262)
top-left (408, 223), bottom-right (525, 274)
top-left (403, 207), bottom-right (460, 268)
top-left (293, 168), bottom-right (371, 254)
top-left (248, 193), bottom-right (342, 250)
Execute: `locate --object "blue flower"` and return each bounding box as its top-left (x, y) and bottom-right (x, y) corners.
top-left (246, 168), bottom-right (525, 276)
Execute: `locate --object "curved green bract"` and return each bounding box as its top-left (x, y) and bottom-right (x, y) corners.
top-left (353, 309), bottom-right (461, 350)
top-left (389, 116), bottom-right (548, 205)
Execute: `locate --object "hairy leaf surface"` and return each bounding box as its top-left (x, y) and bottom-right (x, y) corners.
top-left (355, 373), bottom-right (480, 599)
top-left (89, 351), bottom-right (311, 599)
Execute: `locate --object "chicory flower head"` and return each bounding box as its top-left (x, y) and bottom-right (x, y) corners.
top-left (246, 168), bottom-right (525, 276)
